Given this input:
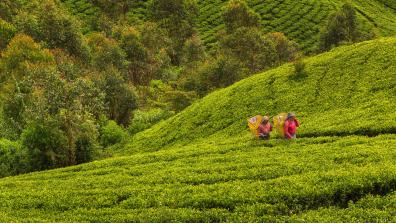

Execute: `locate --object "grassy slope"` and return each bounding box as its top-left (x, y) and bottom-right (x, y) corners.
top-left (123, 37), bottom-right (396, 154)
top-left (53, 0), bottom-right (396, 53)
top-left (0, 135), bottom-right (395, 222)
top-left (0, 37), bottom-right (395, 222)
top-left (198, 0), bottom-right (396, 52)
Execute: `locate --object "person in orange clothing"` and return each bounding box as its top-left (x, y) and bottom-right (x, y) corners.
top-left (284, 113), bottom-right (300, 139)
top-left (258, 116), bottom-right (272, 140)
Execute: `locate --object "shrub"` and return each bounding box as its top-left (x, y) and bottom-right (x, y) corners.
top-left (0, 139), bottom-right (29, 177)
top-left (21, 120), bottom-right (69, 171)
top-left (266, 32), bottom-right (300, 64)
top-left (165, 89), bottom-right (197, 112)
top-left (290, 59), bottom-right (307, 80)
top-left (75, 120), bottom-right (99, 164)
top-left (128, 109), bottom-right (174, 135)
top-left (100, 120), bottom-right (128, 147)
top-left (0, 18), bottom-right (16, 50)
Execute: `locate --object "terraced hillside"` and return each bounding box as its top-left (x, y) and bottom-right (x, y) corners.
top-left (0, 135), bottom-right (395, 222)
top-left (197, 0), bottom-right (396, 52)
top-left (0, 37), bottom-right (395, 222)
top-left (124, 37), bottom-right (396, 154)
top-left (56, 0), bottom-right (396, 53)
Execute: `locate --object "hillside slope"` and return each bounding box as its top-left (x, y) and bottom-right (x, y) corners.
top-left (123, 37), bottom-right (396, 154)
top-left (0, 134), bottom-right (395, 222)
top-left (0, 38), bottom-right (395, 222)
top-left (53, 0), bottom-right (396, 53)
top-left (198, 0), bottom-right (396, 52)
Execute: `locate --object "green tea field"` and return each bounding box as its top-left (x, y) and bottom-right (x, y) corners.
top-left (57, 0), bottom-right (396, 53)
top-left (124, 37), bottom-right (396, 153)
top-left (0, 37), bottom-right (395, 222)
top-left (197, 0), bottom-right (396, 52)
top-left (0, 135), bottom-right (395, 222)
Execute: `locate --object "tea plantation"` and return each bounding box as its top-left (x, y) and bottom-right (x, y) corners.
top-left (197, 0), bottom-right (396, 52)
top-left (0, 37), bottom-right (395, 222)
top-left (124, 37), bottom-right (396, 154)
top-left (57, 0), bottom-right (396, 53)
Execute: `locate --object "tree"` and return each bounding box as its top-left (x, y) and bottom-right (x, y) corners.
top-left (57, 108), bottom-right (99, 165)
top-left (0, 34), bottom-right (54, 76)
top-left (0, 34), bottom-right (55, 135)
top-left (201, 55), bottom-right (246, 90)
top-left (149, 0), bottom-right (198, 65)
top-left (267, 32), bottom-right (300, 64)
top-left (12, 12), bottom-right (42, 44)
top-left (319, 3), bottom-right (358, 51)
top-left (1, 36), bottom-right (103, 167)
top-left (117, 27), bottom-right (149, 84)
top-left (97, 68), bottom-right (138, 126)
top-left (114, 23), bottom-right (173, 85)
top-left (27, 68), bottom-right (102, 166)
top-left (14, 1), bottom-right (89, 59)
top-left (222, 0), bottom-right (260, 33)
top-left (220, 27), bottom-right (277, 73)
top-left (181, 35), bottom-right (206, 66)
top-left (341, 3), bottom-right (358, 41)
top-left (86, 32), bottom-right (127, 71)
top-left (21, 119), bottom-right (69, 171)
top-left (139, 22), bottom-right (173, 82)
top-left (75, 119), bottom-right (99, 164)
top-left (0, 0), bottom-right (22, 21)
top-left (91, 0), bottom-right (134, 17)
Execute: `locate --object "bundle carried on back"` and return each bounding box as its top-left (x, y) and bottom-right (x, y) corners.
top-left (273, 113), bottom-right (287, 137)
top-left (247, 115), bottom-right (263, 138)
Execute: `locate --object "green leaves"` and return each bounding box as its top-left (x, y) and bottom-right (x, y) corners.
top-left (222, 0), bottom-right (261, 33)
top-left (126, 37), bottom-right (396, 152)
top-left (0, 19), bottom-right (15, 51)
top-left (1, 135), bottom-right (396, 221)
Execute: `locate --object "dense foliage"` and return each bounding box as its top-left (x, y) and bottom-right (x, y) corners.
top-left (0, 134), bottom-right (395, 221)
top-left (319, 3), bottom-right (361, 51)
top-left (0, 0), bottom-right (395, 221)
top-left (0, 0), bottom-right (322, 176)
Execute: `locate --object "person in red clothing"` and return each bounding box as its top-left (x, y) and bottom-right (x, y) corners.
top-left (284, 113), bottom-right (300, 139)
top-left (258, 116), bottom-right (272, 140)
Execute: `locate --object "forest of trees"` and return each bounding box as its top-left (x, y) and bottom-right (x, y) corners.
top-left (0, 0), bottom-right (365, 177)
